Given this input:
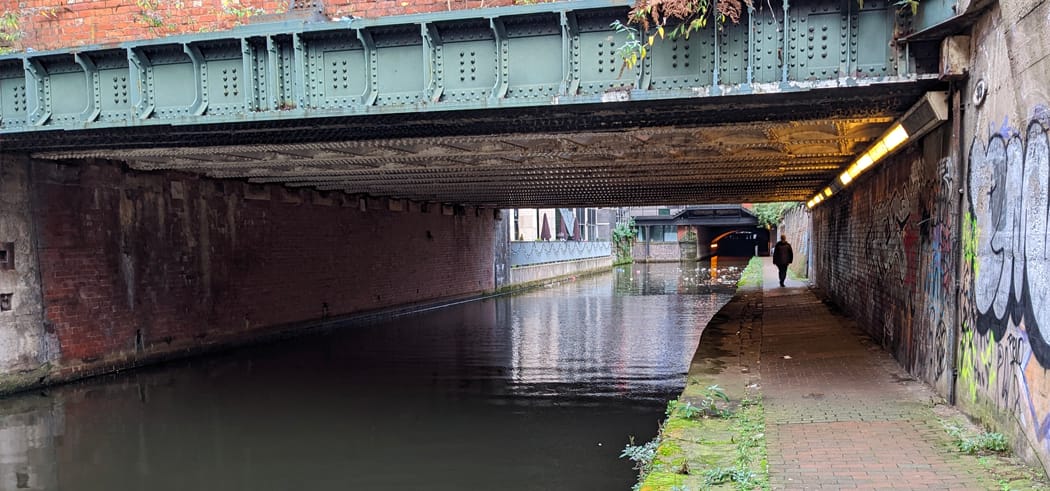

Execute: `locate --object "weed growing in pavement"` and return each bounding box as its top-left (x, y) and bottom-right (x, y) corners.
top-left (631, 391), bottom-right (768, 490)
top-left (621, 435), bottom-right (661, 490)
top-left (621, 436), bottom-right (661, 469)
top-left (729, 396), bottom-right (768, 490)
top-left (958, 432), bottom-right (1008, 454)
top-left (702, 466), bottom-right (758, 487)
top-left (943, 421), bottom-right (1009, 454)
top-left (666, 399), bottom-right (704, 419)
top-left (666, 385), bottom-right (731, 420)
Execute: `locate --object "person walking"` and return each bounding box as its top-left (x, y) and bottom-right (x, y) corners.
top-left (772, 234), bottom-right (794, 287)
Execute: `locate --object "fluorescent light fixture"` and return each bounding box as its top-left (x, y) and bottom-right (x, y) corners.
top-left (853, 154), bottom-right (874, 173)
top-left (867, 141), bottom-right (889, 162)
top-left (807, 91), bottom-right (948, 209)
top-left (883, 124), bottom-right (908, 151)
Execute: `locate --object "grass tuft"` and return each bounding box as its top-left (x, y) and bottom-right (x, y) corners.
top-left (736, 257), bottom-right (764, 288)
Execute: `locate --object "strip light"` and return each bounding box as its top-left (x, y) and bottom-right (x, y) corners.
top-left (806, 92), bottom-right (949, 209)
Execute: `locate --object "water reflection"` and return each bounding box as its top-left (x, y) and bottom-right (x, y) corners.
top-left (0, 260), bottom-right (744, 491)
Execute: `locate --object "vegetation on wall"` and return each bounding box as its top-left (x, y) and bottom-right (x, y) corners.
top-left (222, 0), bottom-right (268, 23)
top-left (134, 0), bottom-right (273, 32)
top-left (136, 0), bottom-right (180, 32)
top-left (611, 0), bottom-right (749, 70)
top-left (680, 228), bottom-right (697, 244)
top-left (612, 217), bottom-right (638, 265)
top-left (0, 12), bottom-right (20, 54)
top-left (613, 0), bottom-right (918, 70)
top-left (753, 202), bottom-right (799, 229)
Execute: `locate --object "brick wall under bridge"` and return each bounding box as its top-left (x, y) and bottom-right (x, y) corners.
top-left (0, 156), bottom-right (499, 390)
top-left (785, 0), bottom-right (1050, 474)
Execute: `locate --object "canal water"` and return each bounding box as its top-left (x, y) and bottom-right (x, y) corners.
top-left (0, 260), bottom-right (745, 491)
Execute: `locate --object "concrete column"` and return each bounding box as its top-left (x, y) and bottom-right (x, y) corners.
top-left (0, 155), bottom-right (54, 383)
top-left (494, 210), bottom-right (511, 289)
top-left (696, 226), bottom-right (713, 259)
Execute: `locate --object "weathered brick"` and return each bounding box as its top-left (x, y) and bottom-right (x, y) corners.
top-left (10, 0), bottom-right (518, 51)
top-left (31, 159), bottom-right (497, 369)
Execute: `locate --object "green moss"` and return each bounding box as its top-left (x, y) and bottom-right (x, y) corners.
top-left (736, 257), bottom-right (764, 288)
top-left (632, 392), bottom-right (769, 490)
top-left (640, 470), bottom-right (686, 489)
top-left (0, 363), bottom-right (53, 396)
top-left (657, 440), bottom-right (683, 457)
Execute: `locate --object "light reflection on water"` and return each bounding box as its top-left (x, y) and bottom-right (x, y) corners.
top-left (0, 259), bottom-right (746, 491)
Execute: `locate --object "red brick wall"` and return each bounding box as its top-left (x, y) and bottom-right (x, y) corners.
top-left (4, 0), bottom-right (516, 52)
top-left (32, 159), bottom-right (496, 370)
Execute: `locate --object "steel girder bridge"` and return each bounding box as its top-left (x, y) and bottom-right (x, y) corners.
top-left (0, 0), bottom-right (954, 206)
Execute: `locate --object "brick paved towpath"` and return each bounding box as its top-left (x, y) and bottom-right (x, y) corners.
top-left (655, 258), bottom-right (1049, 491)
top-left (757, 260), bottom-right (986, 490)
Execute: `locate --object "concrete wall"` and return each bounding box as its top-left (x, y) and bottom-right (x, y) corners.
top-left (0, 156), bottom-right (55, 388)
top-left (956, 0), bottom-right (1050, 472)
top-left (808, 0), bottom-right (1050, 472)
top-left (632, 243), bottom-right (683, 262)
top-left (5, 158), bottom-right (497, 388)
top-left (4, 0), bottom-right (518, 52)
top-left (507, 256), bottom-right (613, 287)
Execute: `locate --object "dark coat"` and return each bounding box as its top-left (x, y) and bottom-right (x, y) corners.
top-left (773, 240), bottom-right (794, 266)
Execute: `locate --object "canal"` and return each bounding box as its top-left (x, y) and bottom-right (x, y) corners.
top-left (0, 260), bottom-right (746, 491)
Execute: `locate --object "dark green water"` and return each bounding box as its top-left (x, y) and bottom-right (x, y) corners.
top-left (0, 260), bottom-right (744, 490)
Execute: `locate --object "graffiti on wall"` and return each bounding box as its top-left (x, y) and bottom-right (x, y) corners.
top-left (968, 119), bottom-right (1050, 362)
top-left (966, 117), bottom-right (1050, 447)
top-left (915, 158), bottom-right (956, 383)
top-left (859, 157), bottom-right (933, 363)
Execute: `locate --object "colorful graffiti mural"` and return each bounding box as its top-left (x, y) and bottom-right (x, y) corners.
top-left (915, 158), bottom-right (956, 383)
top-left (968, 119), bottom-right (1050, 363)
top-left (966, 117), bottom-right (1050, 449)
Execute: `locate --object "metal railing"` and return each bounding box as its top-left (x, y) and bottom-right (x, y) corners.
top-left (510, 241), bottom-right (611, 267)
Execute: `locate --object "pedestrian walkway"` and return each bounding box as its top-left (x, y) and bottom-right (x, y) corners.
top-left (642, 257), bottom-right (1048, 491)
top-left (758, 259), bottom-right (983, 490)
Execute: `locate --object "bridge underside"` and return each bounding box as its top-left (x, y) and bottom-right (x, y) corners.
top-left (23, 81), bottom-right (937, 207)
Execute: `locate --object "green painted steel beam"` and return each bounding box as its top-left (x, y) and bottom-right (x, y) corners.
top-left (0, 0), bottom-right (910, 137)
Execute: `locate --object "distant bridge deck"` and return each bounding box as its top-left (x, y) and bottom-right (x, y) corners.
top-left (633, 205), bottom-right (759, 227)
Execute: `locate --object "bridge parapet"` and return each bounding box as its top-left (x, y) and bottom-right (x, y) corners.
top-left (0, 0), bottom-right (919, 137)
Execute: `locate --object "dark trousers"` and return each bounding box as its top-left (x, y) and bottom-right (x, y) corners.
top-left (776, 264), bottom-right (788, 286)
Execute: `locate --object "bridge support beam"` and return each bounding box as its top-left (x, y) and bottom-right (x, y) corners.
top-left (1, 0), bottom-right (910, 145)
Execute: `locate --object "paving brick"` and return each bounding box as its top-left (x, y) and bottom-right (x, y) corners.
top-left (758, 260), bottom-right (983, 491)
